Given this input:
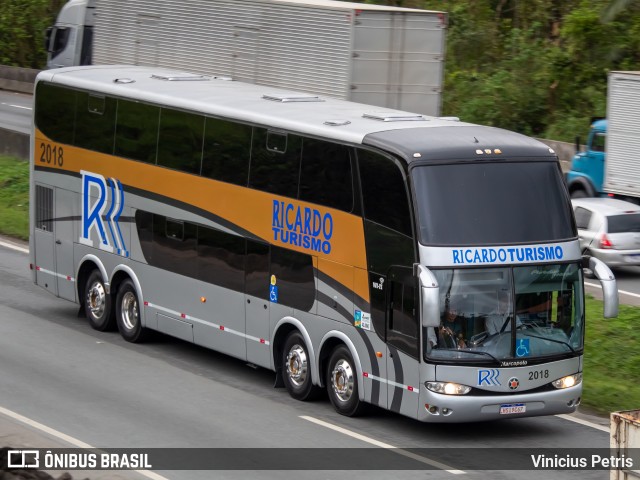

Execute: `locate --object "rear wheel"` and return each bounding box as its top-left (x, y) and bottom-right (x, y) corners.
top-left (84, 270), bottom-right (115, 331)
top-left (571, 189), bottom-right (588, 199)
top-left (282, 331), bottom-right (321, 401)
top-left (326, 345), bottom-right (366, 416)
top-left (116, 279), bottom-right (148, 343)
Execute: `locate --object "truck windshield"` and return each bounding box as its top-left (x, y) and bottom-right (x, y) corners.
top-left (412, 161), bottom-right (575, 246)
top-left (425, 264), bottom-right (584, 363)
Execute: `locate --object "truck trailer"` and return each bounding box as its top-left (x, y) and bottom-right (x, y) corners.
top-left (45, 0), bottom-right (447, 115)
top-left (567, 71), bottom-right (640, 202)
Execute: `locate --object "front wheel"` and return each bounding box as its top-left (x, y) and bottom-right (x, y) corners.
top-left (84, 270), bottom-right (115, 331)
top-left (326, 345), bottom-right (366, 416)
top-left (282, 331), bottom-right (321, 401)
top-left (116, 279), bottom-right (148, 343)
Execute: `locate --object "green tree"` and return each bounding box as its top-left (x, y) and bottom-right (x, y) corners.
top-left (0, 0), bottom-right (65, 68)
top-left (366, 0), bottom-right (640, 140)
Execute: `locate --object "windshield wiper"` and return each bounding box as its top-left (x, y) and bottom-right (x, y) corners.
top-left (452, 349), bottom-right (501, 364)
top-left (518, 330), bottom-right (576, 353)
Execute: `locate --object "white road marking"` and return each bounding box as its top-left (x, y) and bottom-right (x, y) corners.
top-left (0, 405), bottom-right (170, 480)
top-left (1, 102), bottom-right (32, 110)
top-left (300, 415), bottom-right (466, 474)
top-left (0, 240), bottom-right (626, 441)
top-left (585, 281), bottom-right (640, 299)
top-left (0, 240), bottom-right (29, 254)
top-left (556, 414), bottom-right (609, 433)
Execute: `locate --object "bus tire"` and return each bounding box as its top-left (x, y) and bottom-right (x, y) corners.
top-left (84, 270), bottom-right (115, 331)
top-left (116, 279), bottom-right (148, 343)
top-left (571, 189), bottom-right (588, 199)
top-left (327, 345), bottom-right (366, 417)
top-left (282, 331), bottom-right (321, 401)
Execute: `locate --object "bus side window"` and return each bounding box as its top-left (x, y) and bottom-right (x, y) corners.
top-left (34, 82), bottom-right (77, 145)
top-left (74, 92), bottom-right (117, 154)
top-left (201, 118), bottom-right (252, 186)
top-left (151, 214), bottom-right (197, 278)
top-left (197, 226), bottom-right (246, 292)
top-left (157, 109), bottom-right (204, 175)
top-left (249, 128), bottom-right (302, 197)
top-left (115, 100), bottom-right (160, 164)
top-left (358, 149), bottom-right (412, 237)
top-left (298, 138), bottom-right (354, 213)
top-left (245, 240), bottom-right (270, 301)
top-left (270, 246), bottom-right (315, 312)
top-left (135, 210), bottom-right (153, 262)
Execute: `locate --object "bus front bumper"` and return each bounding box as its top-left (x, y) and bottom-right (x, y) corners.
top-left (417, 384), bottom-right (582, 423)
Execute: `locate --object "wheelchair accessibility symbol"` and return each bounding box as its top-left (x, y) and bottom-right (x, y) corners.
top-left (516, 338), bottom-right (530, 357)
top-left (269, 285), bottom-right (278, 303)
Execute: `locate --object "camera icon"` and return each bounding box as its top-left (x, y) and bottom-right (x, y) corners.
top-left (7, 450), bottom-right (40, 468)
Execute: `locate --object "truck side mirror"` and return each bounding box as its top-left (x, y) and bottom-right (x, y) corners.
top-left (416, 264), bottom-right (440, 328)
top-left (582, 256), bottom-right (618, 318)
top-left (575, 135), bottom-right (581, 154)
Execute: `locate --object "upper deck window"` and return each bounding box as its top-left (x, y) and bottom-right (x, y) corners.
top-left (115, 100), bottom-right (160, 164)
top-left (249, 128), bottom-right (302, 197)
top-left (412, 161), bottom-right (575, 246)
top-left (358, 149), bottom-right (412, 236)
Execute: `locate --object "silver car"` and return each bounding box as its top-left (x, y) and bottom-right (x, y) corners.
top-left (571, 197), bottom-right (640, 268)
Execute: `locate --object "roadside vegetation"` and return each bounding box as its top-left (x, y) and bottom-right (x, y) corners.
top-left (4, 1), bottom-right (640, 141)
top-left (583, 294), bottom-right (640, 414)
top-left (0, 155), bottom-right (635, 414)
top-left (0, 155), bottom-right (29, 240)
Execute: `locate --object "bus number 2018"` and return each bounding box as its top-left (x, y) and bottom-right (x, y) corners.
top-left (529, 369), bottom-right (549, 380)
top-left (40, 143), bottom-right (64, 167)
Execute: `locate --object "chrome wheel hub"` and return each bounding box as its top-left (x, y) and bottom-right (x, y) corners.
top-left (286, 345), bottom-right (308, 387)
top-left (331, 359), bottom-right (354, 402)
top-left (87, 282), bottom-right (106, 319)
top-left (121, 292), bottom-right (138, 331)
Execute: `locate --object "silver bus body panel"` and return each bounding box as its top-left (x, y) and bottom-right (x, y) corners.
top-left (418, 383), bottom-right (582, 423)
top-left (30, 65), bottom-right (583, 423)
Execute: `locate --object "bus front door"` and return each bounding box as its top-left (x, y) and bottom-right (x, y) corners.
top-left (386, 267), bottom-right (421, 417)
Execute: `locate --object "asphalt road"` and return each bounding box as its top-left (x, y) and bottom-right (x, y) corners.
top-left (0, 238), bottom-right (623, 480)
top-left (0, 90), bottom-right (32, 135)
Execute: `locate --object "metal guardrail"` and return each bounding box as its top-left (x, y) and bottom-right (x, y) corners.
top-left (0, 66), bottom-right (39, 94)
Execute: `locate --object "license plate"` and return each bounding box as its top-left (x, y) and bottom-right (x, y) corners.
top-left (500, 403), bottom-right (526, 415)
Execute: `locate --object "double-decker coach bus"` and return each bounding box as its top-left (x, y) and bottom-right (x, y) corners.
top-left (30, 65), bottom-right (618, 422)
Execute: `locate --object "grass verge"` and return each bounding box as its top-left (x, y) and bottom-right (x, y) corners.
top-left (0, 155), bottom-right (29, 240)
top-left (583, 294), bottom-right (640, 414)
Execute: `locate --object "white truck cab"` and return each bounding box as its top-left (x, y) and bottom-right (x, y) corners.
top-left (45, 0), bottom-right (94, 69)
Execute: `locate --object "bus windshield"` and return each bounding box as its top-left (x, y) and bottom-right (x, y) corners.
top-left (412, 161), bottom-right (575, 246)
top-left (425, 264), bottom-right (584, 363)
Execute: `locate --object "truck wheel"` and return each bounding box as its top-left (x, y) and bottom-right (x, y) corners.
top-left (84, 270), bottom-right (115, 331)
top-left (571, 189), bottom-right (588, 199)
top-left (116, 279), bottom-right (148, 343)
top-left (282, 331), bottom-right (321, 401)
top-left (327, 345), bottom-right (366, 417)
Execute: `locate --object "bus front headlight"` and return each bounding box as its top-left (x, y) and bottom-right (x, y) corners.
top-left (426, 381), bottom-right (471, 395)
top-left (552, 373), bottom-right (582, 389)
